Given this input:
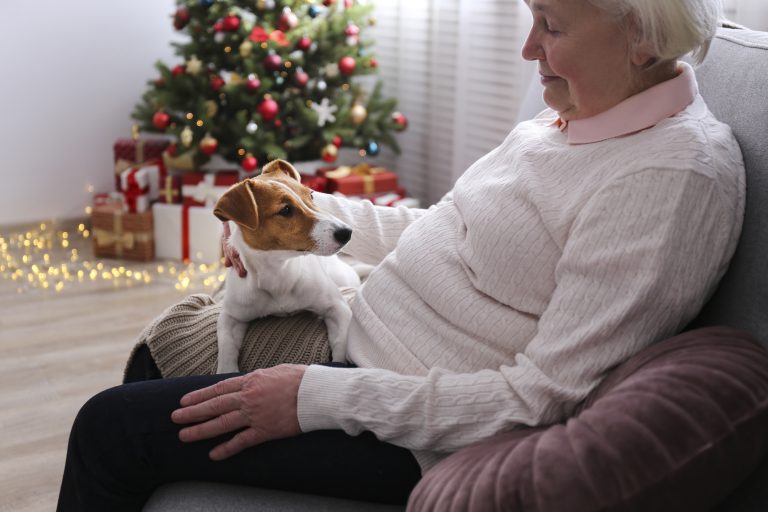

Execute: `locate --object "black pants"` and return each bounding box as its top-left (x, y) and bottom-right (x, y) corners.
top-left (57, 348), bottom-right (421, 511)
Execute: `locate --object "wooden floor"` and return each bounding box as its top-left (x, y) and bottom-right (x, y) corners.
top-left (0, 223), bottom-right (214, 511)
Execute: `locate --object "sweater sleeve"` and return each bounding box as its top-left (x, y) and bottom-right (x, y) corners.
top-left (313, 192), bottom-right (431, 265)
top-left (297, 169), bottom-right (742, 452)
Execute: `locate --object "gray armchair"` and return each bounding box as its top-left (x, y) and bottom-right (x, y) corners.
top-left (144, 25), bottom-right (768, 512)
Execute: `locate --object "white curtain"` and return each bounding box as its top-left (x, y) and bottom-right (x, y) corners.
top-left (366, 0), bottom-right (533, 206)
top-left (723, 0), bottom-right (768, 30)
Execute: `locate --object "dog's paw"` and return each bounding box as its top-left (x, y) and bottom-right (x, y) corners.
top-left (216, 361), bottom-right (240, 374)
top-left (330, 349), bottom-right (348, 364)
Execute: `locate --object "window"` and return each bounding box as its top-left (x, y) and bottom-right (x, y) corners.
top-left (367, 0), bottom-right (533, 205)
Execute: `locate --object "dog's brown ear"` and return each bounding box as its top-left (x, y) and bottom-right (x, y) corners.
top-left (213, 180), bottom-right (260, 230)
top-left (261, 159), bottom-right (301, 182)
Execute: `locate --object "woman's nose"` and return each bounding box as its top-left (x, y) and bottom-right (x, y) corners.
top-left (521, 27), bottom-right (543, 61)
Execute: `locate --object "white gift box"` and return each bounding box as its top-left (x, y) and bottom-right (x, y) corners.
top-left (119, 164), bottom-right (162, 213)
top-left (152, 203), bottom-right (223, 263)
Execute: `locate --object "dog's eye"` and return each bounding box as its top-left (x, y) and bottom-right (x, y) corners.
top-left (309, 191), bottom-right (314, 200)
top-left (278, 204), bottom-right (293, 217)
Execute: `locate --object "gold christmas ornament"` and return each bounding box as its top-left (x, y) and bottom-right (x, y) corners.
top-left (350, 104), bottom-right (368, 125)
top-left (180, 126), bottom-right (194, 147)
top-left (239, 40), bottom-right (253, 58)
top-left (186, 55), bottom-right (203, 75)
top-left (228, 72), bottom-right (243, 86)
top-left (206, 100), bottom-right (218, 117)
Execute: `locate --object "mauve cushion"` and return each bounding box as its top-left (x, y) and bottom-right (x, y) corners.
top-left (407, 327), bottom-right (768, 512)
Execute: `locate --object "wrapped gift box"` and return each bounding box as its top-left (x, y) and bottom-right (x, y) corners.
top-left (300, 173), bottom-right (329, 192)
top-left (93, 192), bottom-right (124, 213)
top-left (333, 187), bottom-right (420, 208)
top-left (113, 138), bottom-right (170, 190)
top-left (317, 164), bottom-right (398, 195)
top-left (153, 203), bottom-right (223, 263)
top-left (119, 164), bottom-right (165, 213)
top-left (91, 209), bottom-right (154, 261)
top-left (182, 171), bottom-right (240, 208)
top-left (158, 175), bottom-right (182, 204)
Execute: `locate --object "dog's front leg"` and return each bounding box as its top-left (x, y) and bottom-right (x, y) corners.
top-left (322, 300), bottom-right (353, 363)
top-left (216, 312), bottom-right (249, 374)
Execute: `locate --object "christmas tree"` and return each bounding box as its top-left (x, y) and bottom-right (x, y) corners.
top-left (132, 0), bottom-right (408, 173)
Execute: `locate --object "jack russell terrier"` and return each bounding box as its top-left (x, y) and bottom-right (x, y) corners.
top-left (213, 159), bottom-right (360, 373)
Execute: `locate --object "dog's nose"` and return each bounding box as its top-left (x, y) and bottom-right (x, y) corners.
top-left (333, 227), bottom-right (352, 245)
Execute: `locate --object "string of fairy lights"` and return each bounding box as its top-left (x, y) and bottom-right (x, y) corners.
top-left (0, 222), bottom-right (226, 295)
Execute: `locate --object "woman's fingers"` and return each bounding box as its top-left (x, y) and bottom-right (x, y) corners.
top-left (172, 392), bottom-right (241, 425)
top-left (210, 428), bottom-right (263, 460)
top-left (178, 410), bottom-right (249, 443)
top-left (178, 376), bottom-right (243, 408)
top-left (221, 220), bottom-right (247, 277)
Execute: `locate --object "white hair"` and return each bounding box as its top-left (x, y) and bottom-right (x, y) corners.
top-left (586, 0), bottom-right (722, 64)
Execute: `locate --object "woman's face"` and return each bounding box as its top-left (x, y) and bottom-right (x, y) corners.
top-left (522, 0), bottom-right (639, 121)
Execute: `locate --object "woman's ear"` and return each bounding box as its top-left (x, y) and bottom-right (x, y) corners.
top-left (631, 46), bottom-right (656, 67)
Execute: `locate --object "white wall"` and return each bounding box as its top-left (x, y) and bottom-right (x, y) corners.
top-left (0, 0), bottom-right (179, 226)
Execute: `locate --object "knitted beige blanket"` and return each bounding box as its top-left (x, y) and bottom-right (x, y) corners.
top-left (125, 289), bottom-right (333, 379)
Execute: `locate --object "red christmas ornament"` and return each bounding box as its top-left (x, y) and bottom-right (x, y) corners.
top-left (392, 111), bottom-right (408, 131)
top-left (258, 97), bottom-right (280, 121)
top-left (245, 75), bottom-right (261, 92)
top-left (274, 119), bottom-right (283, 128)
top-left (173, 8), bottom-right (191, 30)
top-left (323, 0), bottom-right (336, 6)
top-left (279, 8), bottom-right (299, 32)
top-left (294, 69), bottom-right (309, 88)
top-left (241, 155), bottom-right (258, 172)
top-left (332, 135), bottom-right (343, 147)
top-left (199, 135), bottom-right (218, 155)
top-left (166, 143), bottom-right (178, 157)
top-left (369, 57), bottom-right (378, 68)
top-left (210, 75), bottom-right (225, 92)
top-left (223, 15), bottom-right (240, 32)
top-left (344, 24), bottom-right (360, 37)
top-left (321, 144), bottom-right (338, 163)
top-left (338, 56), bottom-right (356, 75)
top-left (297, 35), bottom-right (312, 51)
top-left (344, 0), bottom-right (353, 7)
top-left (171, 65), bottom-right (186, 77)
top-left (213, 21), bottom-right (224, 32)
top-left (263, 53), bottom-right (283, 73)
top-left (249, 26), bottom-right (269, 43)
top-left (152, 111), bottom-right (170, 130)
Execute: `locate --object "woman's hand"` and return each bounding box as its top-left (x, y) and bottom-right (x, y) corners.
top-left (222, 221), bottom-right (247, 278)
top-left (171, 364), bottom-right (307, 460)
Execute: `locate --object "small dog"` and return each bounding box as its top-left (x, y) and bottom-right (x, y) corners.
top-left (213, 159), bottom-right (360, 373)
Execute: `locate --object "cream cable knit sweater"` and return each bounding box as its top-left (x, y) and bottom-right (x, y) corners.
top-left (298, 94), bottom-right (745, 471)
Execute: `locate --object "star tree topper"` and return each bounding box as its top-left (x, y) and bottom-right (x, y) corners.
top-left (311, 98), bottom-right (338, 127)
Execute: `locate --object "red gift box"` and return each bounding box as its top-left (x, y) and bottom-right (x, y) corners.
top-left (113, 138), bottom-right (170, 190)
top-left (158, 175), bottom-right (182, 204)
top-left (300, 173), bottom-right (329, 192)
top-left (317, 164), bottom-right (398, 195)
top-left (181, 171), bottom-right (240, 207)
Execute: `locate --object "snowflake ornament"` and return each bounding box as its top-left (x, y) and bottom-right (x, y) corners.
top-left (311, 98), bottom-right (338, 127)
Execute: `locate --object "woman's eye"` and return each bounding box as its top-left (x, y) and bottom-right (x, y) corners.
top-left (544, 20), bottom-right (559, 34)
top-left (279, 205), bottom-right (293, 217)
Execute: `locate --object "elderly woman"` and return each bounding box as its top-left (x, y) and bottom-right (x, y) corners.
top-left (58, 0), bottom-right (744, 510)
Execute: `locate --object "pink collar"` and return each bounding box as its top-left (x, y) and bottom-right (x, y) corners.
top-left (557, 62), bottom-right (698, 144)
